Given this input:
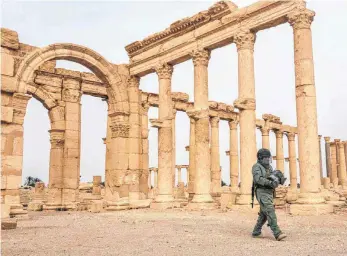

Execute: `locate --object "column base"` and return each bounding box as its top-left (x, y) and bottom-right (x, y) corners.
top-left (289, 192), bottom-right (333, 215)
top-left (150, 194), bottom-right (175, 209)
top-left (28, 202), bottom-right (44, 211)
top-left (220, 192), bottom-right (237, 209)
top-left (235, 193), bottom-right (252, 205)
top-left (286, 189), bottom-right (298, 203)
top-left (129, 199), bottom-right (152, 209)
top-left (187, 194), bottom-right (216, 210)
top-left (10, 204), bottom-right (28, 217)
top-left (43, 203), bottom-right (64, 211)
top-left (289, 203), bottom-right (334, 215)
top-left (1, 218), bottom-right (17, 230)
top-left (106, 197), bottom-right (130, 211)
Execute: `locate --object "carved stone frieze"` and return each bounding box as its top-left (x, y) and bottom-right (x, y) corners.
top-left (233, 98), bottom-right (256, 111)
top-left (125, 1), bottom-right (234, 56)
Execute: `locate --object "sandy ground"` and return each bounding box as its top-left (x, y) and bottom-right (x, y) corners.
top-left (2, 207), bottom-right (347, 256)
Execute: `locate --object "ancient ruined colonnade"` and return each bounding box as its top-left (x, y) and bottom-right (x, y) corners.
top-left (2, 1), bottom-right (345, 216)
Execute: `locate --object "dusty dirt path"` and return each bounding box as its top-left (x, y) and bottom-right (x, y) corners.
top-left (2, 208), bottom-right (347, 256)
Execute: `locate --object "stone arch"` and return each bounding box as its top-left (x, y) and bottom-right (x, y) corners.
top-left (15, 43), bottom-right (129, 114)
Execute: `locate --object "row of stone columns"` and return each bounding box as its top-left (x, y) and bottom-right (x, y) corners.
top-left (135, 8), bottom-right (333, 214)
top-left (324, 138), bottom-right (347, 190)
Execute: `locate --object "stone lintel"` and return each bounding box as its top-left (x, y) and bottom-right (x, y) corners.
top-left (126, 1), bottom-right (303, 76)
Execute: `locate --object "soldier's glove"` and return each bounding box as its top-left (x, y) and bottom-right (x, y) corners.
top-left (264, 179), bottom-right (277, 189)
top-left (271, 180), bottom-right (279, 189)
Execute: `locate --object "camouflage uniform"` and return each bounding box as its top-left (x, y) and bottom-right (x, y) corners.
top-left (251, 161), bottom-right (282, 238)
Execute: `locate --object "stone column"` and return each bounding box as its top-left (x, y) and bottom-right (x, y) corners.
top-left (318, 135), bottom-right (323, 183)
top-left (148, 170), bottom-right (152, 188)
top-left (172, 109), bottom-right (177, 189)
top-left (127, 76), bottom-right (142, 202)
top-left (344, 141), bottom-right (347, 176)
top-left (187, 117), bottom-right (196, 199)
top-left (338, 142), bottom-right (347, 190)
top-left (140, 102), bottom-right (150, 199)
top-left (210, 116), bottom-right (221, 194)
top-left (150, 63), bottom-right (174, 209)
top-left (275, 129), bottom-right (284, 172)
top-left (335, 139), bottom-right (341, 185)
top-left (288, 9), bottom-right (332, 214)
top-left (92, 176), bottom-right (102, 196)
top-left (260, 127), bottom-right (270, 150)
top-left (324, 137), bottom-right (332, 182)
top-left (44, 129), bottom-right (65, 210)
top-left (154, 169), bottom-right (158, 188)
top-left (187, 49), bottom-right (214, 209)
top-left (228, 120), bottom-right (239, 193)
top-left (105, 109), bottom-right (130, 210)
top-left (1, 93), bottom-right (31, 216)
top-left (186, 167), bottom-right (189, 184)
top-left (61, 78), bottom-right (82, 209)
top-left (177, 167), bottom-right (182, 183)
top-left (233, 31), bottom-right (257, 207)
top-left (330, 143), bottom-right (338, 188)
top-left (286, 133), bottom-right (298, 202)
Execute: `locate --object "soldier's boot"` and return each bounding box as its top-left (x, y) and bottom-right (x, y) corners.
top-left (265, 206), bottom-right (284, 240)
top-left (252, 212), bottom-right (267, 237)
top-left (275, 233), bottom-right (287, 241)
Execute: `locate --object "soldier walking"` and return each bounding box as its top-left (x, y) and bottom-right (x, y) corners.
top-left (251, 148), bottom-right (287, 241)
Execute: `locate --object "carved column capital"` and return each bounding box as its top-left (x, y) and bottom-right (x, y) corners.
top-left (109, 111), bottom-right (130, 138)
top-left (210, 116), bottom-right (220, 128)
top-left (274, 129), bottom-right (284, 139)
top-left (324, 136), bottom-right (331, 143)
top-left (155, 63), bottom-right (173, 79)
top-left (62, 88), bottom-right (82, 103)
top-left (234, 31), bottom-right (256, 51)
top-left (260, 127), bottom-right (270, 136)
top-left (233, 98), bottom-right (256, 111)
top-left (186, 109), bottom-right (209, 121)
top-left (141, 102), bottom-right (150, 115)
top-left (49, 129), bottom-right (65, 148)
top-left (191, 49), bottom-right (211, 67)
top-left (318, 135), bottom-right (322, 140)
top-left (228, 120), bottom-right (238, 130)
top-left (286, 132), bottom-right (296, 141)
top-left (128, 76), bottom-right (140, 87)
top-left (288, 9), bottom-right (315, 30)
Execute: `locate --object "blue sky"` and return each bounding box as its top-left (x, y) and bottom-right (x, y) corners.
top-left (2, 0), bottom-right (346, 185)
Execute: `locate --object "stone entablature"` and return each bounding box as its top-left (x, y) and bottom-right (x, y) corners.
top-left (124, 0), bottom-right (306, 76)
top-left (23, 69), bottom-right (297, 133)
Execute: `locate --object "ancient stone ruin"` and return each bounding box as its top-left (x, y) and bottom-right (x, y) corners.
top-left (1, 1), bottom-right (347, 228)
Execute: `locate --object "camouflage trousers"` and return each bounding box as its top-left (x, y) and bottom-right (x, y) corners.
top-left (252, 188), bottom-right (282, 237)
